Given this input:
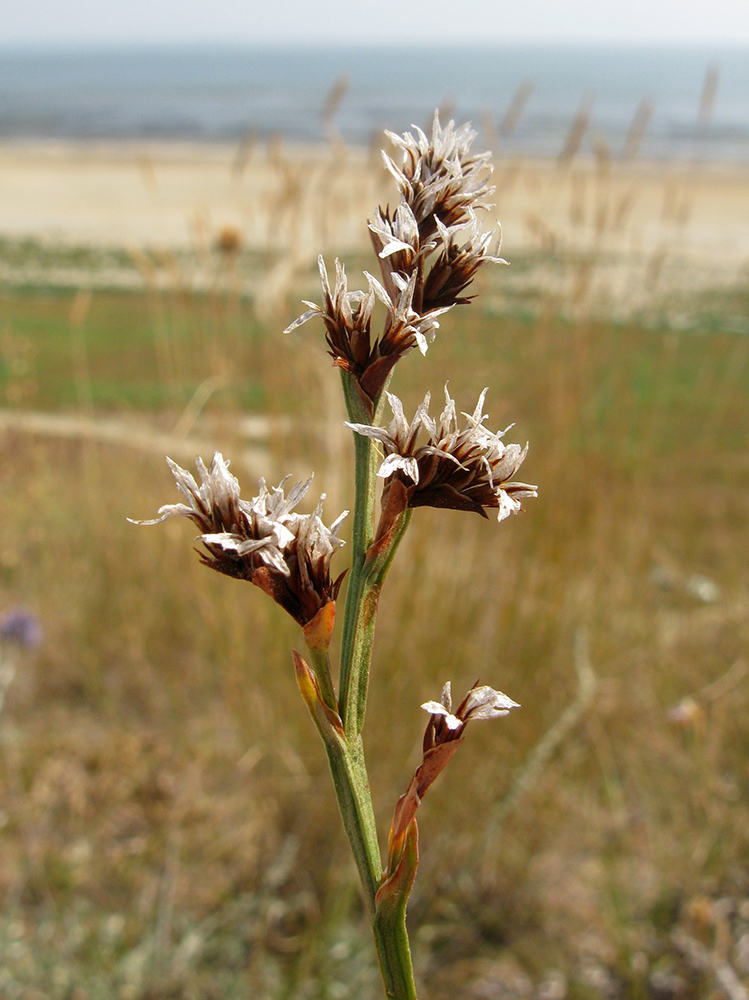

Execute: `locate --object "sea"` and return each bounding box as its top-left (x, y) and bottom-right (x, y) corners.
top-left (1, 44), bottom-right (749, 164)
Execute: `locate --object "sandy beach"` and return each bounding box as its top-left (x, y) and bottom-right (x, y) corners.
top-left (1, 139), bottom-right (748, 318)
top-left (2, 139), bottom-right (749, 254)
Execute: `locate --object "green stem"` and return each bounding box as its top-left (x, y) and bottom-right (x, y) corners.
top-left (323, 735), bottom-right (383, 916)
top-left (295, 649), bottom-right (382, 914)
top-left (338, 372), bottom-right (382, 734)
top-left (346, 509), bottom-right (412, 733)
top-left (303, 644), bottom-right (383, 913)
top-left (306, 691), bottom-right (418, 998)
top-left (373, 821), bottom-right (420, 999)
top-left (305, 702), bottom-right (419, 1000)
top-left (373, 913), bottom-right (418, 999)
top-left (330, 372), bottom-right (419, 998)
top-left (374, 922), bottom-right (418, 1000)
top-left (338, 374), bottom-right (412, 735)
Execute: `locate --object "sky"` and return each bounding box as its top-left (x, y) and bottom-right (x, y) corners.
top-left (3, 0), bottom-right (749, 48)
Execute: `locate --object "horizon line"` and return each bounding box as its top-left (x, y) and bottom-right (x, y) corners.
top-left (2, 38), bottom-right (749, 52)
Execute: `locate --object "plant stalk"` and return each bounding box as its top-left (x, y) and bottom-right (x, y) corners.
top-left (296, 647), bottom-right (382, 914)
top-left (329, 372), bottom-right (419, 998)
top-left (374, 821), bottom-right (420, 1000)
top-left (338, 372), bottom-right (382, 734)
top-left (373, 919), bottom-right (419, 1000)
top-left (323, 736), bottom-right (383, 916)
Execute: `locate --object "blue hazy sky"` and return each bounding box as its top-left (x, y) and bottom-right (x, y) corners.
top-left (3, 0), bottom-right (749, 48)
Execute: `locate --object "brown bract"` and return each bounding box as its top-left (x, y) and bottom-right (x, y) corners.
top-left (421, 213), bottom-right (507, 312)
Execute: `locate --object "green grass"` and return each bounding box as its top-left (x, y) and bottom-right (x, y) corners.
top-left (0, 282), bottom-right (748, 999)
top-left (0, 287), bottom-right (273, 412)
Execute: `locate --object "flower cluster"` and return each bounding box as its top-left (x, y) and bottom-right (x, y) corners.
top-left (133, 454), bottom-right (347, 627)
top-left (285, 114), bottom-right (503, 411)
top-left (385, 680), bottom-right (519, 876)
top-left (381, 115), bottom-right (494, 236)
top-left (345, 385), bottom-right (537, 537)
top-left (421, 680), bottom-right (519, 749)
top-left (283, 256), bottom-right (446, 408)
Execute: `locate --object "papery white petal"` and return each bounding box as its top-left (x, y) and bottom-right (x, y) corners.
top-left (471, 388), bottom-right (490, 424)
top-left (165, 457), bottom-right (200, 499)
top-left (413, 330), bottom-right (429, 355)
top-left (385, 390), bottom-right (411, 440)
top-left (198, 531), bottom-right (243, 553)
top-left (283, 475), bottom-right (313, 513)
top-left (381, 149), bottom-right (408, 186)
top-left (378, 453), bottom-right (419, 483)
top-left (463, 686), bottom-right (520, 720)
top-left (252, 545), bottom-right (292, 575)
top-left (281, 307), bottom-right (312, 331)
top-left (440, 681), bottom-right (453, 711)
top-left (507, 483), bottom-right (539, 499)
top-left (421, 700), bottom-right (446, 715)
top-left (420, 702), bottom-right (463, 729)
top-left (328, 509), bottom-right (350, 536)
top-left (407, 393), bottom-right (432, 449)
top-left (496, 491), bottom-right (522, 522)
top-left (394, 201), bottom-right (419, 244)
top-left (438, 385), bottom-right (457, 434)
top-left (378, 239), bottom-right (415, 259)
top-left (363, 270), bottom-right (393, 309)
top-left (343, 421), bottom-right (394, 445)
top-left (490, 443), bottom-right (526, 483)
top-left (128, 503), bottom-right (192, 526)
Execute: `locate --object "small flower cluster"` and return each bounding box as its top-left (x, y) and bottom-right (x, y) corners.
top-left (133, 454), bottom-right (347, 627)
top-left (421, 680), bottom-right (519, 746)
top-left (381, 116), bottom-right (494, 236)
top-left (285, 114), bottom-right (504, 410)
top-left (385, 680), bottom-right (519, 875)
top-left (346, 385), bottom-right (537, 540)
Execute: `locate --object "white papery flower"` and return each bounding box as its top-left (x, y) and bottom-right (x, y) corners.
top-left (369, 203), bottom-right (424, 261)
top-left (421, 680), bottom-right (520, 734)
top-left (345, 387), bottom-right (537, 522)
top-left (132, 455), bottom-right (348, 625)
top-left (382, 113), bottom-right (495, 230)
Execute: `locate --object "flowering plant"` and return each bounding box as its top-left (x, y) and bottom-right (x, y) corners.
top-left (134, 114), bottom-right (535, 999)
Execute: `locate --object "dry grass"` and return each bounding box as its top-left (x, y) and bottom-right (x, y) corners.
top-left (0, 144), bottom-right (748, 1000)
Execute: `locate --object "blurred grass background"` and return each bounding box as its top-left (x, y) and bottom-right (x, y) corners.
top-left (0, 141), bottom-right (748, 1000)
